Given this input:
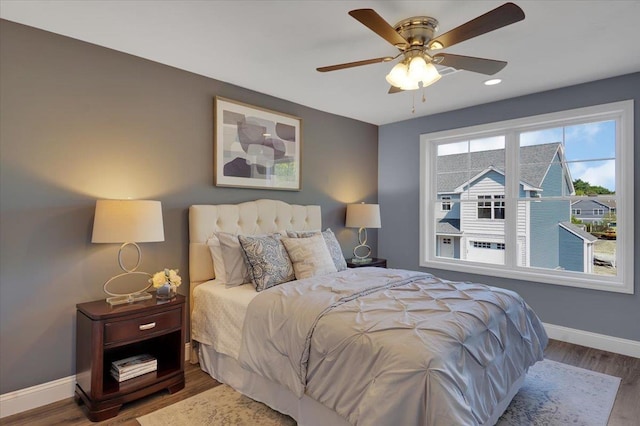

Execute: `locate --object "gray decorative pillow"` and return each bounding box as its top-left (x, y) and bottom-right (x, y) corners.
top-left (238, 234), bottom-right (295, 292)
top-left (321, 228), bottom-right (348, 272)
top-left (288, 228), bottom-right (347, 272)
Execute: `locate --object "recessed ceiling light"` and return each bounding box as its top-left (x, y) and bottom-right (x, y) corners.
top-left (484, 78), bottom-right (502, 86)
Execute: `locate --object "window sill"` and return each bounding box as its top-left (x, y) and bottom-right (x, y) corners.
top-left (420, 259), bottom-right (633, 294)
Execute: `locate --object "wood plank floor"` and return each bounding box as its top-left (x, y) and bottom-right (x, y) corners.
top-left (2, 339), bottom-right (639, 425)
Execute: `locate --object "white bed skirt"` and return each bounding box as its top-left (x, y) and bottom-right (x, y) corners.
top-left (197, 342), bottom-right (526, 426)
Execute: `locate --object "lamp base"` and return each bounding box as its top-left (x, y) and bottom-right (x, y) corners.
top-left (350, 257), bottom-right (373, 264)
top-left (106, 291), bottom-right (152, 306)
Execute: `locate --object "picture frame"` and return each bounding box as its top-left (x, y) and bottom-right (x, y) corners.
top-left (214, 96), bottom-right (302, 191)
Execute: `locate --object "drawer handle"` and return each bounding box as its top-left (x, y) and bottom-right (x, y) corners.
top-left (139, 322), bottom-right (156, 331)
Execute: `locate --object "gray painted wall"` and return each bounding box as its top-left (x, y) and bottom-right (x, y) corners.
top-left (0, 20), bottom-right (378, 394)
top-left (379, 72), bottom-right (640, 342)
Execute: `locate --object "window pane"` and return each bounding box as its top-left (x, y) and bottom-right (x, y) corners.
top-left (569, 159), bottom-right (616, 195)
top-left (516, 200), bottom-right (617, 276)
top-left (434, 202), bottom-right (461, 259)
top-left (564, 120), bottom-right (615, 161)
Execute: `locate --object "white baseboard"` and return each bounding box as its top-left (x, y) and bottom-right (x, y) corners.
top-left (3, 326), bottom-right (640, 419)
top-left (0, 342), bottom-right (192, 419)
top-left (543, 323), bottom-right (640, 358)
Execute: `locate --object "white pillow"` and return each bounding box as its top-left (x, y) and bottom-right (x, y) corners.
top-left (281, 234), bottom-right (337, 280)
top-left (286, 228), bottom-right (347, 272)
top-left (206, 234), bottom-right (227, 283)
top-left (217, 232), bottom-right (251, 287)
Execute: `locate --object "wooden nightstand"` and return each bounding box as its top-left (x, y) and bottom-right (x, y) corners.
top-left (346, 258), bottom-right (387, 268)
top-left (75, 294), bottom-right (185, 421)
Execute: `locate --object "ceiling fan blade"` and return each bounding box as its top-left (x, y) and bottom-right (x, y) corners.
top-left (434, 53), bottom-right (507, 75)
top-left (428, 2), bottom-right (525, 50)
top-left (349, 9), bottom-right (409, 49)
top-left (317, 56), bottom-right (394, 72)
top-left (388, 85), bottom-right (404, 94)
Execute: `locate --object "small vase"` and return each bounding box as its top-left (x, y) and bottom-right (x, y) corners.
top-left (156, 282), bottom-right (177, 300)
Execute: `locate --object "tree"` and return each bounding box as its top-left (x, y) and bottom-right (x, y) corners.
top-left (573, 178), bottom-right (614, 195)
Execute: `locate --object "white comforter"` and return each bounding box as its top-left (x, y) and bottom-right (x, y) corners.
top-left (238, 268), bottom-right (548, 426)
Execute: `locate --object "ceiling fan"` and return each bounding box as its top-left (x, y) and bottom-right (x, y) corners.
top-left (317, 2), bottom-right (525, 93)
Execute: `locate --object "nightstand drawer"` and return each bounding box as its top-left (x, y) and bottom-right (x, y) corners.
top-left (104, 308), bottom-right (182, 345)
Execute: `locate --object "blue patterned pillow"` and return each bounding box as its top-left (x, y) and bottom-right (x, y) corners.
top-left (238, 234), bottom-right (295, 291)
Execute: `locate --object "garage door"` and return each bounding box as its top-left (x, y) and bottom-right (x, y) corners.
top-left (467, 240), bottom-right (505, 265)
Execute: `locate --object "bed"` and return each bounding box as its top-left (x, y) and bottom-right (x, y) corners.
top-left (189, 199), bottom-right (548, 426)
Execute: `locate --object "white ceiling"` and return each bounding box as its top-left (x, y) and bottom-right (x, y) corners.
top-left (1, 1), bottom-right (639, 125)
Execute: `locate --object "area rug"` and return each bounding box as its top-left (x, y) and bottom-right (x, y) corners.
top-left (137, 359), bottom-right (620, 426)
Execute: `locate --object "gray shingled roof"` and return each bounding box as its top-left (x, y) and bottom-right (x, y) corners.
top-left (436, 219), bottom-right (462, 234)
top-left (437, 142), bottom-right (561, 193)
top-left (559, 222), bottom-right (598, 242)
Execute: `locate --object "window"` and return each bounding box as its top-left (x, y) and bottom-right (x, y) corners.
top-left (477, 196), bottom-right (492, 218)
top-left (477, 195), bottom-right (504, 219)
top-left (472, 241), bottom-right (492, 248)
top-left (420, 100), bottom-right (634, 294)
top-left (443, 238), bottom-right (452, 244)
top-left (441, 196), bottom-right (452, 211)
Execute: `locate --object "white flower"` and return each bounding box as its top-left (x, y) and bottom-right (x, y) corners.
top-left (168, 269), bottom-right (182, 287)
top-left (149, 268), bottom-right (181, 288)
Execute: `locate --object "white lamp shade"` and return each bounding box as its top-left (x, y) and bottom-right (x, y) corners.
top-left (346, 203), bottom-right (381, 229)
top-left (92, 199), bottom-right (165, 243)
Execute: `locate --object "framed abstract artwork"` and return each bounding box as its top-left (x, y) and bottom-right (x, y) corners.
top-left (214, 97), bottom-right (302, 190)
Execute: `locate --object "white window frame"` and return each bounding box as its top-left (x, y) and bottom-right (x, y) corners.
top-left (420, 100), bottom-right (634, 294)
top-left (441, 196), bottom-right (452, 211)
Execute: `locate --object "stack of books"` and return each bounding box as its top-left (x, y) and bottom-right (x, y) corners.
top-left (110, 354), bottom-right (157, 382)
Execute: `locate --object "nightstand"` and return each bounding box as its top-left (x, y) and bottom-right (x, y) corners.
top-left (75, 294), bottom-right (185, 421)
top-left (346, 258), bottom-right (387, 268)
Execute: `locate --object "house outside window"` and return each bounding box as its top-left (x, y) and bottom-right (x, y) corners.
top-left (420, 100), bottom-right (634, 294)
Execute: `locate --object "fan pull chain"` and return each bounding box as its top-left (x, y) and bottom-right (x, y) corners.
top-left (412, 91), bottom-right (415, 114)
top-left (422, 87), bottom-right (426, 103)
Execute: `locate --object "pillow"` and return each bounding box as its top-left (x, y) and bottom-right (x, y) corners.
top-left (206, 234), bottom-right (227, 283)
top-left (282, 234), bottom-right (338, 280)
top-left (287, 228), bottom-right (347, 272)
top-left (217, 232), bottom-right (251, 287)
top-left (238, 234), bottom-right (295, 292)
top-left (320, 228), bottom-right (348, 272)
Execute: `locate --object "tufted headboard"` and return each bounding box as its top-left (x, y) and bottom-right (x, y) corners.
top-left (188, 199), bottom-right (321, 308)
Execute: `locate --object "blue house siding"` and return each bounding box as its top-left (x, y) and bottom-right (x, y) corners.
top-left (529, 152), bottom-right (572, 269)
top-left (438, 194), bottom-right (460, 219)
top-left (541, 152), bottom-right (565, 196)
top-left (559, 227), bottom-right (584, 271)
top-left (530, 200), bottom-right (571, 269)
top-left (571, 199), bottom-right (614, 224)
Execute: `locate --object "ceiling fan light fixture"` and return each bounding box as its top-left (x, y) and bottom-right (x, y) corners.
top-left (386, 55), bottom-right (441, 90)
top-left (420, 62), bottom-right (442, 87)
top-left (385, 61), bottom-right (409, 88)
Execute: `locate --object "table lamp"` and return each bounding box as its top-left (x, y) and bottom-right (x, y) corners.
top-left (92, 199), bottom-right (165, 305)
top-left (345, 202), bottom-right (381, 263)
